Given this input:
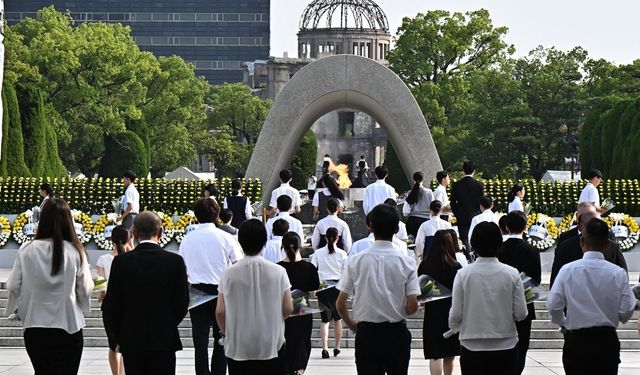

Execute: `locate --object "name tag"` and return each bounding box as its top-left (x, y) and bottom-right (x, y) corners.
top-left (185, 224), bottom-right (199, 234)
top-left (74, 222), bottom-right (84, 235)
top-left (23, 223), bottom-right (36, 236)
top-left (612, 225), bottom-right (629, 239)
top-left (528, 225), bottom-right (548, 240)
top-left (104, 225), bottom-right (116, 239)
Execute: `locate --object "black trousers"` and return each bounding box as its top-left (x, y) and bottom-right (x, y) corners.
top-left (227, 348), bottom-right (286, 375)
top-left (24, 328), bottom-right (83, 375)
top-left (406, 216), bottom-right (428, 238)
top-left (460, 345), bottom-right (517, 375)
top-left (190, 284), bottom-right (226, 375)
top-left (355, 321), bottom-right (411, 375)
top-left (563, 327), bottom-right (620, 375)
top-left (515, 316), bottom-right (532, 375)
top-left (122, 351), bottom-right (176, 375)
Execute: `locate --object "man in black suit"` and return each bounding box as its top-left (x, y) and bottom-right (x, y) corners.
top-left (103, 212), bottom-right (189, 375)
top-left (450, 160), bottom-right (484, 250)
top-left (498, 211), bottom-right (541, 375)
top-left (556, 203), bottom-right (595, 247)
top-left (550, 208), bottom-right (628, 287)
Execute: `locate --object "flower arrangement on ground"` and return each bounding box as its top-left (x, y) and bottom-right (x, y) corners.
top-left (526, 213), bottom-right (558, 251)
top-left (0, 216), bottom-right (11, 248)
top-left (70, 210), bottom-right (94, 244)
top-left (93, 214), bottom-right (119, 251)
top-left (12, 211), bottom-right (34, 245)
top-left (558, 213), bottom-right (577, 234)
top-left (154, 212), bottom-right (175, 248)
top-left (604, 213), bottom-right (639, 251)
top-left (174, 211), bottom-right (198, 244)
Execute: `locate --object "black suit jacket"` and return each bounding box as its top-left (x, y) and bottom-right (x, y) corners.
top-left (550, 234), bottom-right (628, 287)
top-left (498, 238), bottom-right (542, 320)
top-left (102, 242), bottom-right (189, 353)
top-left (450, 176), bottom-right (484, 227)
top-left (557, 227), bottom-right (578, 248)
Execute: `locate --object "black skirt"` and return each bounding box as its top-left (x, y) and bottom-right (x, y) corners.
top-left (422, 298), bottom-right (460, 359)
top-left (406, 216), bottom-right (428, 238)
top-left (284, 315), bottom-right (313, 372)
top-left (316, 287), bottom-right (341, 323)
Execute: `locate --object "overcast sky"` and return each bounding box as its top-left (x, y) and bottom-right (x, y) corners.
top-left (271, 0), bottom-right (640, 64)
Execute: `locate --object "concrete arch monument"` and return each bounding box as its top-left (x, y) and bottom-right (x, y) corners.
top-left (245, 54), bottom-right (442, 203)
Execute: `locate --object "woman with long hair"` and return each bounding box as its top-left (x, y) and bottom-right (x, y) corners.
top-left (312, 174), bottom-right (345, 221)
top-left (507, 183), bottom-right (525, 213)
top-left (6, 198), bottom-right (93, 374)
top-left (310, 227), bottom-right (347, 359)
top-left (98, 225), bottom-right (133, 375)
top-left (223, 179), bottom-right (253, 227)
top-left (403, 172), bottom-right (435, 238)
top-left (278, 232), bottom-right (320, 375)
top-left (418, 230), bottom-right (462, 375)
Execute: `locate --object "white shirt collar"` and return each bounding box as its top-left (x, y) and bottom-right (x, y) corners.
top-left (281, 182), bottom-right (291, 187)
top-left (139, 240), bottom-right (158, 245)
top-left (463, 174), bottom-right (474, 178)
top-left (583, 251), bottom-right (605, 260)
top-left (276, 212), bottom-right (291, 218)
top-left (375, 179), bottom-right (387, 184)
top-left (506, 234), bottom-right (524, 240)
top-left (474, 256), bottom-right (499, 263)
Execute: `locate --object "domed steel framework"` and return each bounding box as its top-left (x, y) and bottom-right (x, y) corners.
top-left (300, 0), bottom-right (389, 31)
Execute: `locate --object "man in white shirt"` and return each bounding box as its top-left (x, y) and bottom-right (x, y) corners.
top-left (178, 198), bottom-right (242, 375)
top-left (468, 196), bottom-right (500, 248)
top-left (268, 169), bottom-right (302, 215)
top-left (262, 219), bottom-right (287, 263)
top-left (349, 213), bottom-right (411, 258)
top-left (121, 170), bottom-right (140, 230)
top-left (312, 198), bottom-right (352, 253)
top-left (548, 218), bottom-right (636, 375)
top-left (336, 204), bottom-right (420, 374)
top-left (362, 165), bottom-right (397, 215)
top-left (265, 195), bottom-right (304, 241)
top-left (433, 171), bottom-right (450, 211)
top-left (415, 200), bottom-right (452, 260)
top-left (578, 169), bottom-right (606, 214)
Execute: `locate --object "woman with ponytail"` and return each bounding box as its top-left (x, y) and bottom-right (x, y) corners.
top-left (311, 227), bottom-right (348, 359)
top-left (403, 172), bottom-right (435, 238)
top-left (278, 232), bottom-right (320, 375)
top-left (97, 225), bottom-right (133, 375)
top-left (312, 174), bottom-right (345, 221)
top-left (507, 183), bottom-right (526, 213)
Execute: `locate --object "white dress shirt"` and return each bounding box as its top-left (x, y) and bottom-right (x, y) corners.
top-left (265, 212), bottom-right (304, 241)
top-left (223, 193), bottom-right (253, 220)
top-left (547, 251), bottom-right (636, 330)
top-left (123, 184), bottom-right (140, 214)
top-left (6, 240), bottom-right (94, 334)
top-left (338, 241), bottom-right (420, 323)
top-left (178, 223), bottom-right (242, 285)
top-left (415, 217), bottom-right (452, 256)
top-left (449, 257), bottom-right (528, 351)
top-left (312, 214), bottom-right (352, 252)
top-left (96, 253), bottom-right (115, 280)
top-left (311, 246), bottom-right (348, 281)
top-left (349, 234), bottom-right (411, 257)
top-left (269, 183), bottom-right (302, 212)
top-left (218, 255), bottom-right (290, 360)
top-left (262, 236), bottom-right (285, 264)
top-left (396, 221), bottom-right (409, 241)
top-left (508, 196), bottom-right (524, 213)
top-left (433, 184), bottom-right (450, 208)
top-left (363, 180), bottom-right (398, 215)
top-left (468, 209), bottom-right (501, 244)
top-left (578, 182), bottom-right (600, 207)
top-left (311, 188), bottom-right (345, 208)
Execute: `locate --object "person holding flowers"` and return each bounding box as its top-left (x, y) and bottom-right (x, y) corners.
top-left (278, 232), bottom-right (320, 375)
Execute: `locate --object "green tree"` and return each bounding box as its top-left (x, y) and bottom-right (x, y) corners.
top-left (290, 131), bottom-right (318, 190)
top-left (100, 131), bottom-right (149, 178)
top-left (18, 86), bottom-right (47, 176)
top-left (1, 84), bottom-right (30, 176)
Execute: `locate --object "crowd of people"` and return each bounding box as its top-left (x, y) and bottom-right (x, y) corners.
top-left (4, 163), bottom-right (640, 375)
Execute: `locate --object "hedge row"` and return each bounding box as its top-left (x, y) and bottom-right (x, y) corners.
top-left (0, 177), bottom-right (263, 215)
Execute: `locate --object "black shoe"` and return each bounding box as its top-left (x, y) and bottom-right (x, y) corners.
top-left (333, 348), bottom-right (341, 357)
top-left (322, 350), bottom-right (330, 359)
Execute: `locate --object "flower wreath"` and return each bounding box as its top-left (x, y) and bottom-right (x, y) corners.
top-left (174, 211), bottom-right (198, 244)
top-left (558, 213), bottom-right (577, 235)
top-left (70, 210), bottom-right (94, 244)
top-left (93, 214), bottom-right (119, 251)
top-left (12, 211), bottom-right (35, 245)
top-left (154, 212), bottom-right (175, 248)
top-left (0, 216), bottom-right (11, 248)
top-left (526, 213), bottom-right (558, 251)
top-left (604, 213), bottom-right (639, 252)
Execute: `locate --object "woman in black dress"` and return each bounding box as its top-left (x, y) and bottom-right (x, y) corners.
top-left (278, 232), bottom-right (320, 375)
top-left (418, 229), bottom-right (462, 375)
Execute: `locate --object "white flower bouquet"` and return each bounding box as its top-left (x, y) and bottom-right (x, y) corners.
top-left (417, 275), bottom-right (452, 304)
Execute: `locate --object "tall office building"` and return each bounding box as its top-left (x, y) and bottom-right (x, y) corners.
top-left (6, 1), bottom-right (270, 84)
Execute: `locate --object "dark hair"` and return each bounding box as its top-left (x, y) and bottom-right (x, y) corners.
top-left (436, 171), bottom-right (449, 184)
top-left (498, 215), bottom-right (509, 235)
top-left (277, 195), bottom-right (293, 211)
top-left (203, 183), bottom-right (217, 198)
top-left (471, 222), bottom-right (503, 257)
top-left (508, 183), bottom-right (524, 203)
top-left (282, 232), bottom-right (301, 262)
top-left (406, 172), bottom-right (424, 205)
top-left (479, 195), bottom-right (493, 210)
top-left (369, 204), bottom-right (399, 240)
top-left (194, 198), bottom-right (219, 223)
top-left (462, 160), bottom-right (476, 175)
top-left (122, 170), bottom-right (136, 182)
top-left (360, 155), bottom-right (365, 159)
top-left (231, 179), bottom-right (242, 196)
top-left (325, 227), bottom-right (339, 254)
top-left (39, 183), bottom-right (54, 197)
top-left (506, 211), bottom-right (527, 234)
top-left (279, 169), bottom-right (293, 182)
top-left (133, 212), bottom-right (163, 241)
top-left (219, 209), bottom-right (233, 224)
top-left (587, 169), bottom-right (603, 180)
top-left (430, 200), bottom-right (443, 213)
top-left (111, 225), bottom-right (131, 255)
top-left (384, 198), bottom-right (397, 208)
top-left (35, 198), bottom-right (85, 276)
top-left (375, 165), bottom-right (389, 179)
top-left (272, 219), bottom-right (290, 236)
top-left (421, 230), bottom-right (458, 279)
top-left (322, 174), bottom-right (345, 200)
top-left (239, 219), bottom-right (267, 256)
top-left (327, 198), bottom-right (340, 214)
top-left (582, 218), bottom-right (610, 249)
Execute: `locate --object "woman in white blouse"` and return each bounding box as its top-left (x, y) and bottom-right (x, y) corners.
top-left (6, 198), bottom-right (94, 374)
top-left (507, 183), bottom-right (525, 213)
top-left (311, 228), bottom-right (348, 359)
